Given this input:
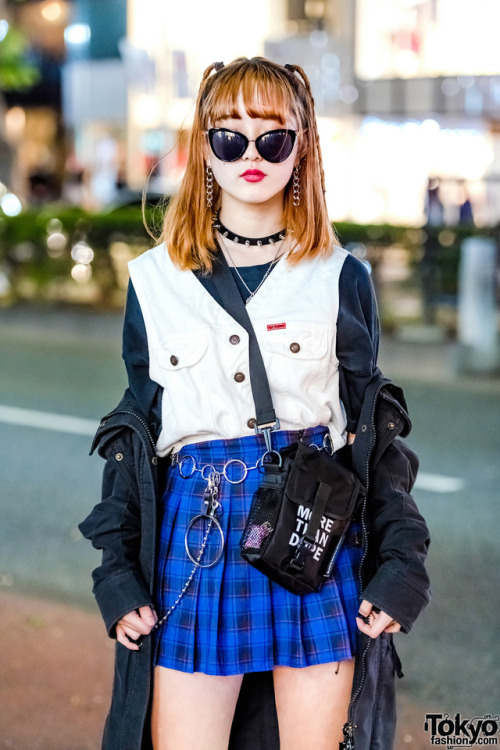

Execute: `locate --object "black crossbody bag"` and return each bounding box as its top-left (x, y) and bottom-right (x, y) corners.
top-left (211, 253), bottom-right (365, 595)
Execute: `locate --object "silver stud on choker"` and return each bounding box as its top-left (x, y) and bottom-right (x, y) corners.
top-left (213, 214), bottom-right (286, 247)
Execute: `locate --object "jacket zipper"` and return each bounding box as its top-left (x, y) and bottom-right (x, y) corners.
top-left (343, 381), bottom-right (386, 745)
top-left (342, 638), bottom-right (371, 746)
top-left (100, 409), bottom-right (158, 455)
top-left (364, 381), bottom-right (385, 489)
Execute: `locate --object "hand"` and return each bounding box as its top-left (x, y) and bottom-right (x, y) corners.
top-left (356, 600), bottom-right (401, 639)
top-left (116, 605), bottom-right (158, 651)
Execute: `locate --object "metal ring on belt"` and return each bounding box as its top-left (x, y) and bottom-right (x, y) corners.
top-left (184, 514), bottom-right (225, 567)
top-left (173, 436), bottom-right (332, 483)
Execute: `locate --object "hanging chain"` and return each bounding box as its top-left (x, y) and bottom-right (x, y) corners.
top-left (151, 472), bottom-right (221, 632)
top-left (151, 515), bottom-right (215, 632)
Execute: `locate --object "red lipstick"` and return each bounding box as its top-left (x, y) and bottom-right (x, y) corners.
top-left (241, 169), bottom-right (266, 182)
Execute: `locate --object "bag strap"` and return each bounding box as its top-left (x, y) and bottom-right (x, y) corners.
top-left (210, 251), bottom-right (279, 449)
top-left (286, 482), bottom-right (330, 573)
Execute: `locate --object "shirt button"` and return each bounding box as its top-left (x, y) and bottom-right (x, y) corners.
top-left (115, 452), bottom-right (123, 461)
top-left (229, 334), bottom-right (240, 345)
top-left (170, 355), bottom-right (179, 366)
top-left (234, 372), bottom-right (245, 383)
top-left (290, 342), bottom-right (301, 353)
top-left (247, 418), bottom-right (257, 429)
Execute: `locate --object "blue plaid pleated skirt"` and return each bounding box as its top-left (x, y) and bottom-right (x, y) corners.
top-left (153, 426), bottom-right (363, 676)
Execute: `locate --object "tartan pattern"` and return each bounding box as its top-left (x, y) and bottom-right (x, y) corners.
top-left (153, 426), bottom-right (363, 676)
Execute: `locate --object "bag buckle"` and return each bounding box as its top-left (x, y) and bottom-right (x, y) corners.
top-left (287, 537), bottom-right (314, 572)
top-left (254, 418), bottom-right (281, 453)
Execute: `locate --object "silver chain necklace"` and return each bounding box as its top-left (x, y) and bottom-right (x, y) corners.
top-left (217, 232), bottom-right (283, 305)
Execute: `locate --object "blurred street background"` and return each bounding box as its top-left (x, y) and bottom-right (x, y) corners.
top-left (0, 0), bottom-right (499, 748)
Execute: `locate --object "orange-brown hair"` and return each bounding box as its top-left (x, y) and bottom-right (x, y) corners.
top-left (158, 57), bottom-right (337, 272)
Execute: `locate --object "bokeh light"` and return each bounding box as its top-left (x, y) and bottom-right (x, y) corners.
top-left (64, 23), bottom-right (91, 46)
top-left (71, 242), bottom-right (94, 264)
top-left (0, 19), bottom-right (9, 42)
top-left (47, 232), bottom-right (68, 257)
top-left (71, 263), bottom-right (92, 283)
top-left (1, 194), bottom-right (22, 217)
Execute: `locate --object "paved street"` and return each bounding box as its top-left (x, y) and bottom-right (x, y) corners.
top-left (1, 305), bottom-right (499, 746)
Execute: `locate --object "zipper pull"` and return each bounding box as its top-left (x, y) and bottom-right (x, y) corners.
top-left (339, 723), bottom-right (355, 750)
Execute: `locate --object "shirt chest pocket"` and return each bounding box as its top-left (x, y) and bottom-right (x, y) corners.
top-left (153, 334), bottom-right (215, 434)
top-left (260, 325), bottom-right (332, 360)
top-left (259, 324), bottom-right (335, 394)
top-left (157, 335), bottom-right (209, 372)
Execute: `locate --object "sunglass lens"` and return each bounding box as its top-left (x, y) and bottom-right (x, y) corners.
top-left (257, 130), bottom-right (295, 163)
top-left (209, 130), bottom-right (246, 162)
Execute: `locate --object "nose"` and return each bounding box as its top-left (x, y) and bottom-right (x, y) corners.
top-left (242, 138), bottom-right (261, 161)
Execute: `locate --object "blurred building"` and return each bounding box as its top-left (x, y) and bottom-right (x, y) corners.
top-left (267, 0), bottom-right (500, 226)
top-left (1, 0), bottom-right (70, 204)
top-left (119, 0), bottom-right (500, 225)
top-left (62, 0), bottom-right (127, 207)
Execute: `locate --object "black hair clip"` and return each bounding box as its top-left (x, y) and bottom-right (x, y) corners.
top-left (214, 62), bottom-right (224, 71)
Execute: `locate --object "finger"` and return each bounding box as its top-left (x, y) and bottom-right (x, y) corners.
top-left (356, 600), bottom-right (373, 626)
top-left (120, 623), bottom-right (143, 642)
top-left (357, 600), bottom-right (373, 619)
top-left (357, 609), bottom-right (395, 639)
top-left (358, 599), bottom-right (372, 614)
top-left (120, 612), bottom-right (154, 636)
top-left (116, 625), bottom-right (140, 651)
top-left (371, 611), bottom-right (395, 636)
top-left (355, 620), bottom-right (372, 636)
top-left (366, 620), bottom-right (389, 639)
top-left (384, 621), bottom-right (401, 634)
top-left (138, 605), bottom-right (158, 628)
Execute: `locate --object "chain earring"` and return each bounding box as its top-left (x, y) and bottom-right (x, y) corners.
top-left (293, 164), bottom-right (301, 207)
top-left (206, 165), bottom-right (214, 208)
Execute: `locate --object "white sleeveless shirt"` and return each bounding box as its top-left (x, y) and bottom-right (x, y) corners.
top-left (129, 243), bottom-right (349, 456)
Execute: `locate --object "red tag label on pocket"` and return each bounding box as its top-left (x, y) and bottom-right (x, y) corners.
top-left (267, 322), bottom-right (286, 331)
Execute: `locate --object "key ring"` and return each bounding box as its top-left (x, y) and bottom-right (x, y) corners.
top-left (184, 514), bottom-right (225, 568)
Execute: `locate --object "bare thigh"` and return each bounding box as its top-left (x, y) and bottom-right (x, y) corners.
top-left (151, 665), bottom-right (244, 750)
top-left (273, 659), bottom-right (355, 750)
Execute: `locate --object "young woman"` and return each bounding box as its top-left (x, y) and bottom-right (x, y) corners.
top-left (80, 57), bottom-right (430, 750)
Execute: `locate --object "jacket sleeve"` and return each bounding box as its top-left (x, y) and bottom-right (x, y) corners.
top-left (337, 253), bottom-right (380, 433)
top-left (122, 279), bottom-right (163, 437)
top-left (78, 434), bottom-right (154, 637)
top-left (361, 439), bottom-right (431, 634)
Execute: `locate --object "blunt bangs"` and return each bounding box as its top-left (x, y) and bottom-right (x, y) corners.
top-left (201, 61), bottom-right (297, 127)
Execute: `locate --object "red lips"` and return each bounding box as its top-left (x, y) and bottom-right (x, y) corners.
top-left (241, 169), bottom-right (266, 182)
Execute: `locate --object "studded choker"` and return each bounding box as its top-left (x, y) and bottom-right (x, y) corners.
top-left (213, 214), bottom-right (286, 247)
